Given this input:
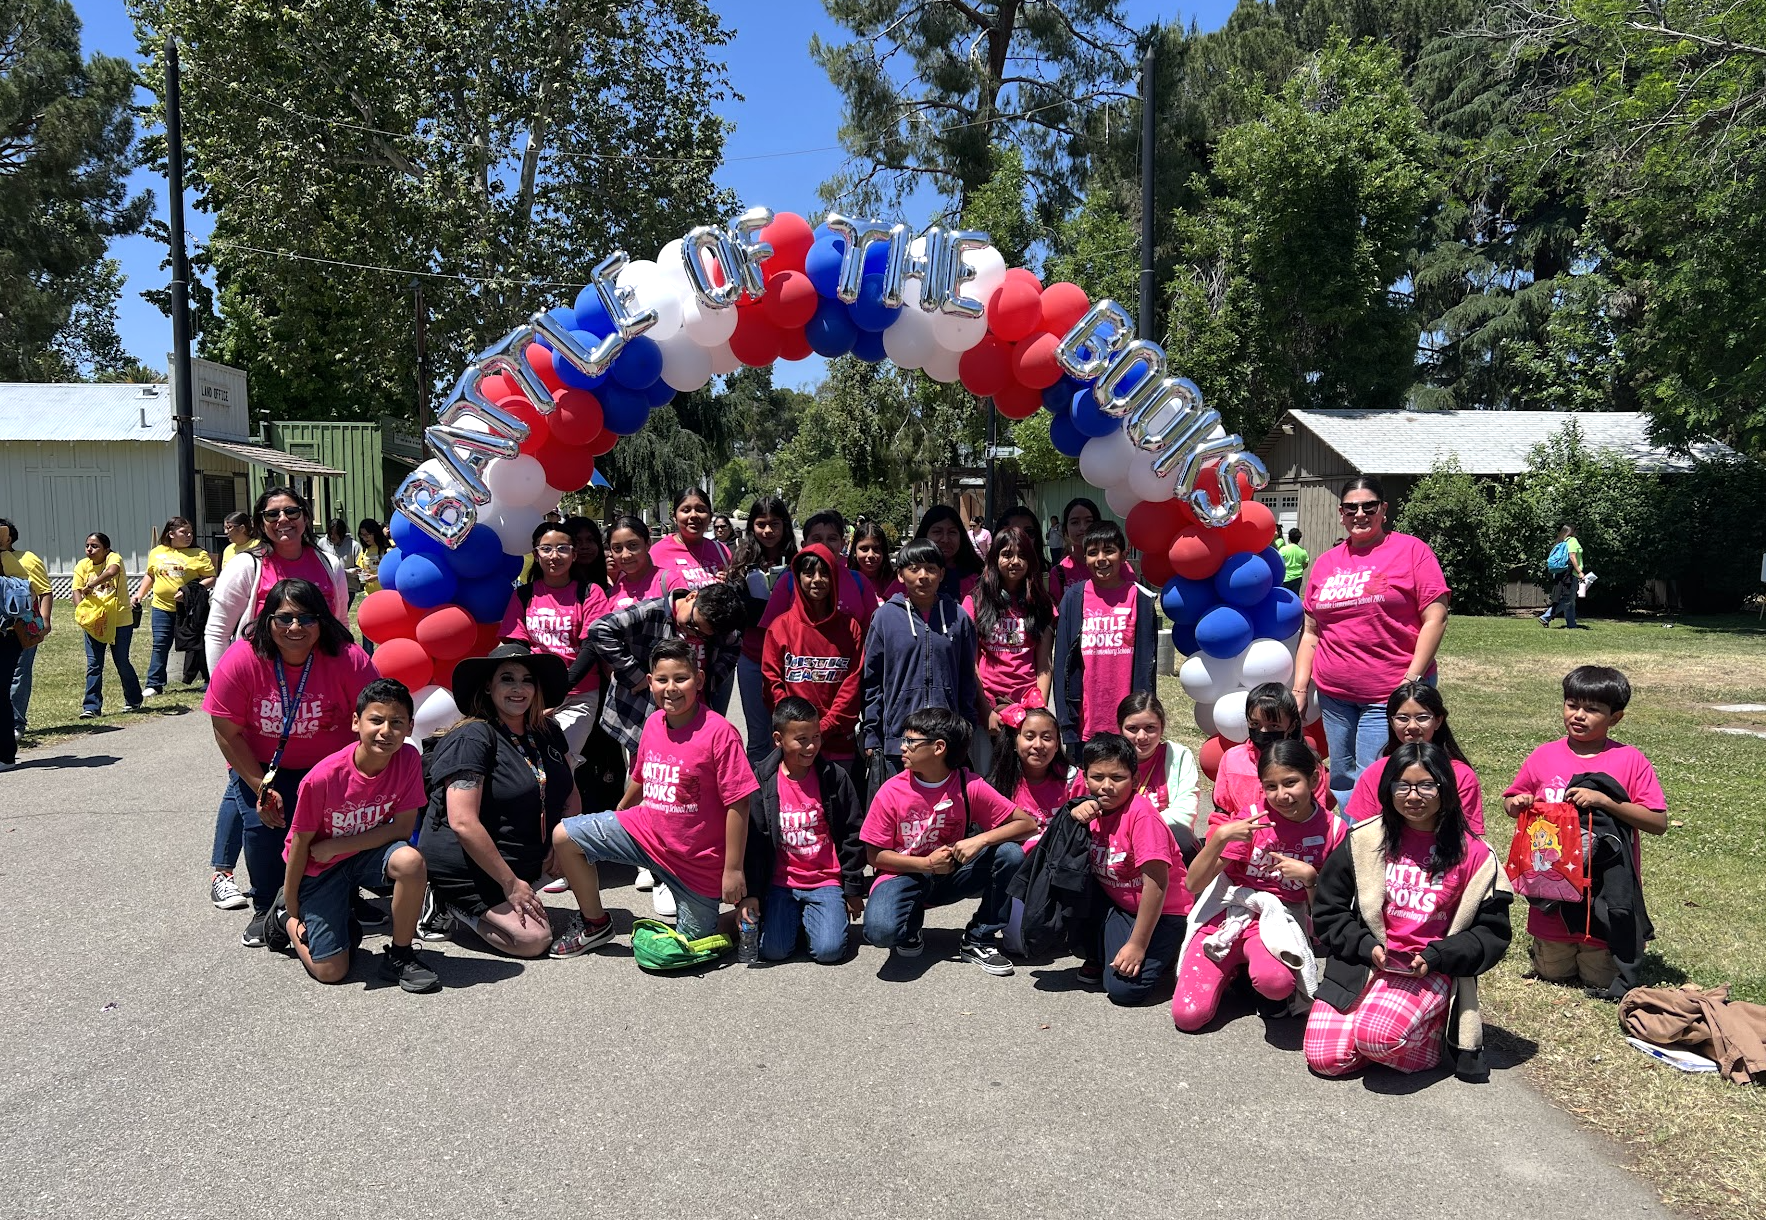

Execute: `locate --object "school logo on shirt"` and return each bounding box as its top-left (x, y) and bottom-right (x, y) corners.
top-left (779, 805), bottom-right (827, 858)
top-left (1313, 567), bottom-right (1391, 609)
top-left (1088, 839), bottom-right (1138, 891)
top-left (640, 755), bottom-right (701, 813)
top-left (782, 651), bottom-right (849, 684)
top-left (898, 797), bottom-right (955, 854)
top-left (987, 612), bottom-right (1027, 651)
top-left (327, 794), bottom-right (397, 837)
top-left (254, 695), bottom-right (335, 740)
top-left (525, 605), bottom-right (577, 652)
top-left (1385, 858), bottom-right (1445, 917)
top-left (1079, 606), bottom-right (1132, 652)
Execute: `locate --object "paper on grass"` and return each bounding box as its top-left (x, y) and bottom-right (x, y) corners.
top-left (1626, 1036), bottom-right (1718, 1073)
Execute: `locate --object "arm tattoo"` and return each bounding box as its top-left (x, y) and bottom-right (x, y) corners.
top-left (448, 776), bottom-right (483, 791)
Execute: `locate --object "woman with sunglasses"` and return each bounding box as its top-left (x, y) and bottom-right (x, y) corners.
top-left (1289, 476), bottom-right (1450, 808)
top-left (203, 578), bottom-right (376, 947)
top-left (204, 486), bottom-right (351, 677)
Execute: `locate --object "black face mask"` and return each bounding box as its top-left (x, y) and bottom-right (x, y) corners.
top-left (1248, 726), bottom-right (1286, 754)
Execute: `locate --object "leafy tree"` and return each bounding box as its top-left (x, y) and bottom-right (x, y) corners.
top-left (1392, 456), bottom-right (1509, 614)
top-left (713, 457), bottom-right (758, 513)
top-left (1011, 411), bottom-right (1077, 482)
top-left (0, 0), bottom-right (150, 379)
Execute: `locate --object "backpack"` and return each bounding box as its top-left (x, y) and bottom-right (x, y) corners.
top-left (1546, 540), bottom-right (1572, 572)
top-left (1, 573), bottom-right (46, 646)
top-left (630, 918), bottom-right (731, 971)
top-left (1503, 801), bottom-right (1589, 906)
top-left (1006, 796), bottom-right (1098, 960)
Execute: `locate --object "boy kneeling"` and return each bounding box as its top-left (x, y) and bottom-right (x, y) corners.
top-left (269, 679), bottom-right (439, 993)
top-left (861, 707), bottom-right (1034, 974)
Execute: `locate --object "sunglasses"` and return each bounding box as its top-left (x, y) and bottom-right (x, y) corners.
top-left (261, 507), bottom-right (306, 520)
top-left (271, 612), bottom-right (319, 628)
top-left (1338, 501), bottom-right (1383, 517)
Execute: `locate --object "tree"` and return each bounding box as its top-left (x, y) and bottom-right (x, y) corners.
top-left (1392, 457), bottom-right (1509, 614)
top-left (132, 0), bottom-right (737, 422)
top-left (0, 0), bottom-right (150, 380)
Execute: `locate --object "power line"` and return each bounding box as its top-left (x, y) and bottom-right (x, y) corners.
top-left (203, 238), bottom-right (584, 288)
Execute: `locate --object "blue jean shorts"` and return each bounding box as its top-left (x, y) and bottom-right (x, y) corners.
top-left (560, 810), bottom-right (721, 940)
top-left (295, 844), bottom-right (398, 962)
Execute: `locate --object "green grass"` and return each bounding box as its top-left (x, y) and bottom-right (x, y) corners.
top-left (14, 608), bottom-right (209, 747)
top-left (1171, 610), bottom-right (1766, 1219)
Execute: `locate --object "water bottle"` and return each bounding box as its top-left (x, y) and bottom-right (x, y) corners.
top-left (737, 907), bottom-right (760, 965)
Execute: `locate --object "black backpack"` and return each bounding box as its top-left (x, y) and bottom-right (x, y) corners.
top-left (1007, 797), bottom-right (1099, 959)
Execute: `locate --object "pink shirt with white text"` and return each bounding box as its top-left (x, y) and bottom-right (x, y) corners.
top-left (500, 582), bottom-right (610, 695)
top-left (618, 707), bottom-right (759, 899)
top-left (1078, 581), bottom-right (1138, 738)
top-left (1383, 829), bottom-right (1493, 957)
top-left (860, 770), bottom-right (1019, 889)
top-left (286, 743), bottom-right (426, 877)
top-left (1088, 793), bottom-right (1189, 916)
top-left (1302, 532), bottom-right (1448, 703)
top-left (773, 767), bottom-right (842, 890)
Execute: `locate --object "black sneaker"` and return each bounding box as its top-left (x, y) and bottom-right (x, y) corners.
top-left (416, 887), bottom-right (452, 941)
top-left (1076, 960), bottom-right (1105, 988)
top-left (382, 943), bottom-right (440, 993)
top-left (263, 888), bottom-right (292, 954)
top-left (241, 908), bottom-right (269, 949)
top-left (960, 938), bottom-right (1015, 976)
top-left (893, 932), bottom-right (924, 958)
top-left (1254, 991), bottom-right (1291, 1019)
top-left (352, 893), bottom-right (389, 928)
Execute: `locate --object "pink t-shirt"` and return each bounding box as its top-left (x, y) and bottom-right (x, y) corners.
top-left (1383, 829), bottom-right (1493, 957)
top-left (253, 547), bottom-right (336, 618)
top-left (1013, 772), bottom-right (1074, 853)
top-left (1050, 555), bottom-right (1137, 608)
top-left (203, 639), bottom-right (377, 769)
top-left (1302, 532), bottom-right (1449, 703)
top-left (617, 706), bottom-right (759, 899)
top-left (1209, 800), bottom-right (1345, 903)
top-left (1078, 580), bottom-right (1138, 738)
top-left (860, 770), bottom-right (1019, 886)
top-left (963, 594), bottom-right (1042, 706)
top-left (651, 534), bottom-right (730, 593)
top-left (608, 563), bottom-right (667, 610)
top-left (500, 581), bottom-right (610, 695)
top-left (1345, 757), bottom-right (1485, 834)
top-left (285, 743), bottom-right (426, 877)
top-left (1088, 793), bottom-right (1189, 916)
top-left (772, 767), bottom-right (842, 891)
top-left (1503, 738), bottom-right (1665, 944)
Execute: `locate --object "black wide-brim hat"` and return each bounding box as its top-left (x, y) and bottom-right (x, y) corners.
top-left (450, 643), bottom-right (570, 715)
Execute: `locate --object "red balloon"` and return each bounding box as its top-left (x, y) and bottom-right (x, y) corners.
top-left (729, 306), bottom-right (784, 366)
top-left (778, 327), bottom-right (813, 363)
top-left (432, 658), bottom-right (460, 692)
top-left (987, 270), bottom-right (1044, 343)
top-left (1222, 497), bottom-right (1277, 554)
top-left (993, 379), bottom-right (1042, 420)
top-left (372, 637), bottom-right (433, 691)
top-left (535, 436), bottom-right (596, 491)
top-left (479, 373), bottom-right (517, 402)
top-left (415, 604), bottom-right (479, 661)
top-left (1197, 457), bottom-right (1261, 505)
top-left (585, 428), bottom-right (618, 457)
top-left (958, 334), bottom-right (1013, 398)
top-left (1305, 718), bottom-right (1329, 759)
top-left (357, 589), bottom-right (422, 644)
top-left (761, 269), bottom-right (818, 328)
top-left (1126, 498), bottom-right (1196, 555)
top-left (760, 211), bottom-right (815, 275)
top-left (496, 392), bottom-right (552, 456)
top-left (1168, 527), bottom-right (1228, 581)
top-left (473, 622), bottom-right (504, 655)
top-left (548, 387), bottom-right (603, 446)
top-left (524, 343), bottom-right (565, 392)
top-left (1198, 733), bottom-right (1228, 781)
top-left (1010, 331), bottom-right (1064, 389)
top-left (1041, 281), bottom-right (1090, 336)
top-left (1138, 545), bottom-right (1175, 587)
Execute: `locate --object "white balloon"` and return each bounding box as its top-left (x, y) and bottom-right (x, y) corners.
top-left (965, 244), bottom-right (1008, 309)
top-left (657, 237), bottom-right (685, 271)
top-left (532, 485), bottom-right (563, 518)
top-left (482, 501), bottom-right (543, 554)
top-left (1079, 428), bottom-right (1136, 489)
top-left (706, 341), bottom-right (741, 376)
top-left (483, 453), bottom-right (549, 509)
top-left (1179, 653), bottom-right (1237, 704)
top-left (881, 319), bottom-right (925, 370)
top-left (1105, 484), bottom-right (1142, 517)
top-left (1213, 689), bottom-right (1251, 744)
top-left (921, 343), bottom-right (961, 383)
top-left (681, 295), bottom-right (738, 346)
top-left (1303, 684), bottom-right (1322, 725)
top-left (617, 259), bottom-right (683, 342)
top-left (412, 684), bottom-right (459, 740)
top-left (1193, 700), bottom-right (1217, 739)
top-left (930, 307), bottom-right (988, 353)
top-left (1128, 450), bottom-right (1182, 503)
top-left (1240, 637), bottom-right (1296, 688)
top-left (658, 333), bottom-right (713, 392)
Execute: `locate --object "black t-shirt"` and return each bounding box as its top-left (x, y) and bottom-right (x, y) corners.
top-left (420, 719), bottom-right (573, 912)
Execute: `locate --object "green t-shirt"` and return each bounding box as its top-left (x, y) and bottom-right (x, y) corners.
top-left (1277, 541), bottom-right (1309, 582)
top-left (1566, 537), bottom-right (1583, 566)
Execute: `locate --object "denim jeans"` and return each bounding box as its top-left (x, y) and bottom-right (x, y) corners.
top-left (83, 627), bottom-right (144, 714)
top-left (560, 809), bottom-right (722, 940)
top-left (145, 607), bottom-right (177, 690)
top-left (10, 639), bottom-right (35, 734)
top-left (221, 766), bottom-right (311, 913)
top-left (760, 883), bottom-right (849, 963)
top-left (863, 840), bottom-right (1025, 947)
top-left (211, 788), bottom-right (244, 871)
top-left (736, 654), bottom-right (771, 768)
top-left (1087, 903), bottom-right (1186, 1006)
top-left (1542, 570), bottom-right (1578, 628)
top-left (0, 632), bottom-right (21, 764)
top-left (1317, 691), bottom-right (1391, 807)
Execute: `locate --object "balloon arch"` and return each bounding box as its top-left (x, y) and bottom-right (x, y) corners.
top-left (362, 207), bottom-right (1301, 764)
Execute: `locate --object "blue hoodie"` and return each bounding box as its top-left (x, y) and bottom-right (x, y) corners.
top-left (859, 591), bottom-right (979, 756)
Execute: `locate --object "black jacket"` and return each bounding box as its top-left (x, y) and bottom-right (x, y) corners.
top-left (742, 749), bottom-right (867, 901)
top-left (1049, 580), bottom-right (1157, 752)
top-left (174, 582), bottom-right (211, 682)
top-left (1547, 772), bottom-right (1655, 999)
top-left (1006, 796), bottom-right (1099, 959)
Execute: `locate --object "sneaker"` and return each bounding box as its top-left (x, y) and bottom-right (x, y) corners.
top-left (416, 888), bottom-right (452, 941)
top-left (352, 893), bottom-right (389, 927)
top-left (382, 943), bottom-right (441, 993)
top-left (549, 914), bottom-right (616, 958)
top-left (960, 938), bottom-right (1015, 976)
top-left (1537, 615), bottom-right (1551, 628)
top-left (541, 875), bottom-right (570, 894)
top-left (78, 709), bottom-right (99, 720)
top-left (893, 932), bottom-right (924, 958)
top-left (1076, 960), bottom-right (1104, 988)
top-left (241, 909), bottom-right (269, 948)
top-left (210, 871), bottom-right (248, 910)
top-left (264, 888), bottom-right (292, 953)
top-left (634, 868), bottom-right (656, 892)
top-left (652, 884), bottom-right (677, 921)
top-left (124, 704), bottom-right (144, 713)
top-left (142, 686), bottom-right (161, 698)
top-left (1253, 991), bottom-right (1291, 1019)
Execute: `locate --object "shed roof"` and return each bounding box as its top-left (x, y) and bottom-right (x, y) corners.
top-left (0, 382), bottom-right (174, 441)
top-left (1283, 409), bottom-right (1733, 475)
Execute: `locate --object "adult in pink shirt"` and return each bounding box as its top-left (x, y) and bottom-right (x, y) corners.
top-left (604, 514), bottom-right (668, 610)
top-left (1342, 681), bottom-right (1484, 834)
top-left (1291, 476), bottom-right (1450, 807)
top-left (499, 521), bottom-right (611, 758)
top-left (204, 577), bottom-right (375, 939)
top-left (650, 488), bottom-right (731, 594)
top-left (204, 485), bottom-right (350, 677)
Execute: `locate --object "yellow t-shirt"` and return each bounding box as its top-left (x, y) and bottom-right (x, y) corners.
top-left (73, 556), bottom-right (132, 642)
top-left (221, 542), bottom-right (248, 568)
top-left (1, 548), bottom-right (49, 596)
top-left (146, 544), bottom-right (216, 612)
top-left (358, 546), bottom-right (383, 594)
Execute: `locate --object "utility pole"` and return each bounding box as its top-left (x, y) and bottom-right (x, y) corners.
top-left (413, 281), bottom-right (430, 427)
top-left (1139, 31), bottom-right (1158, 341)
top-left (165, 35), bottom-right (197, 524)
top-left (983, 404), bottom-right (998, 526)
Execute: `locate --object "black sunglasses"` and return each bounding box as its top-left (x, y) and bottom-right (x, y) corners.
top-left (1338, 501), bottom-right (1383, 516)
top-left (271, 612), bottom-right (319, 627)
top-left (261, 506), bottom-right (306, 520)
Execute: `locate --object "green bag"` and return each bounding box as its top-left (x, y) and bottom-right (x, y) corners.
top-left (630, 918), bottom-right (731, 972)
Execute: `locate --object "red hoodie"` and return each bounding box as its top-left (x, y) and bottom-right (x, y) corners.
top-left (761, 544), bottom-right (864, 759)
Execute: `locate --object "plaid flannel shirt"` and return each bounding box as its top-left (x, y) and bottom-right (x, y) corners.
top-left (571, 591), bottom-right (739, 753)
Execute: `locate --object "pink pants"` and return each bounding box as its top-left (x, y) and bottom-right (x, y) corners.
top-left (1171, 920), bottom-right (1297, 1032)
top-left (1304, 971), bottom-right (1452, 1075)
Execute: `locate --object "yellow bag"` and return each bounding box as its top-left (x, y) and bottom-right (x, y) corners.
top-left (75, 597), bottom-right (109, 631)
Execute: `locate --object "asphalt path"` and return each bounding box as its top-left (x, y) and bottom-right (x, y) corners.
top-left (0, 705), bottom-right (1670, 1220)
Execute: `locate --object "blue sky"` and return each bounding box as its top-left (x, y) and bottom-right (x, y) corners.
top-left (72, 0), bottom-right (1234, 390)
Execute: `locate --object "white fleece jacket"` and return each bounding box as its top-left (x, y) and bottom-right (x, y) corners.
top-left (204, 548), bottom-right (350, 674)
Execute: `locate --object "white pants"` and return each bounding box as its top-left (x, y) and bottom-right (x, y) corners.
top-left (552, 691), bottom-right (600, 761)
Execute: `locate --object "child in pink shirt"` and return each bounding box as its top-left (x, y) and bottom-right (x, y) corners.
top-left (604, 515), bottom-right (668, 610)
top-left (1502, 665), bottom-right (1666, 994)
top-left (1212, 684), bottom-right (1332, 820)
top-left (650, 488), bottom-right (731, 593)
top-left (963, 523), bottom-right (1056, 775)
top-left (500, 521), bottom-right (612, 757)
top-left (550, 638), bottom-right (759, 952)
top-left (1068, 732), bottom-right (1190, 1004)
top-left (1343, 681), bottom-right (1484, 834)
top-left (1051, 520), bottom-right (1156, 754)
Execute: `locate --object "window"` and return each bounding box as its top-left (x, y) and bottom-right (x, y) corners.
top-left (202, 474), bottom-right (237, 524)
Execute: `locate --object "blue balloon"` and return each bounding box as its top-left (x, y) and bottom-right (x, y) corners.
top-left (554, 331), bottom-right (609, 391)
top-left (1170, 621), bottom-right (1199, 657)
top-left (644, 377), bottom-right (676, 409)
top-left (1194, 604), bottom-right (1254, 659)
top-left (804, 298), bottom-right (858, 357)
top-left (1160, 574), bottom-right (1218, 626)
top-left (376, 546), bottom-right (403, 592)
top-left (533, 305), bottom-right (579, 352)
top-left (1042, 374), bottom-right (1087, 412)
top-left (863, 240), bottom-right (890, 276)
top-left (600, 383), bottom-right (651, 435)
top-left (1215, 551), bottom-right (1274, 609)
top-left (850, 273), bottom-right (901, 333)
top-left (495, 551), bottom-right (525, 584)
top-left (456, 573), bottom-right (516, 625)
top-left (852, 328), bottom-right (887, 364)
top-left (1257, 545), bottom-right (1287, 590)
top-left (389, 513), bottom-right (444, 557)
top-left (610, 334), bottom-right (663, 391)
top-left (805, 235), bottom-right (846, 298)
top-left (395, 552), bottom-right (457, 610)
top-left (443, 525), bottom-right (505, 580)
top-left (1251, 587), bottom-right (1304, 641)
top-left (573, 284), bottom-right (613, 335)
top-left (1049, 412), bottom-right (1089, 457)
top-left (1070, 389), bottom-right (1119, 439)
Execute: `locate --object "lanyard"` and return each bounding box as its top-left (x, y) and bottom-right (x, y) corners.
top-left (265, 654), bottom-right (315, 777)
top-left (503, 726), bottom-right (550, 838)
top-left (1136, 744), bottom-right (1165, 797)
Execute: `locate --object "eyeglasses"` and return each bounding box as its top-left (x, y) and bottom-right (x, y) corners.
top-left (535, 543), bottom-right (576, 556)
top-left (1391, 780), bottom-right (1440, 796)
top-left (270, 613), bottom-right (319, 628)
top-left (680, 615), bottom-right (711, 641)
top-left (1392, 713), bottom-right (1437, 727)
top-left (1338, 501), bottom-right (1383, 517)
top-left (261, 507), bottom-right (306, 520)
top-left (899, 736), bottom-right (933, 751)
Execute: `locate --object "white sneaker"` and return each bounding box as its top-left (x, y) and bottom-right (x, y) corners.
top-left (634, 868), bottom-right (656, 892)
top-left (142, 686), bottom-right (161, 698)
top-left (209, 871), bottom-right (248, 910)
top-left (652, 884), bottom-right (677, 921)
top-left (541, 875), bottom-right (569, 894)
